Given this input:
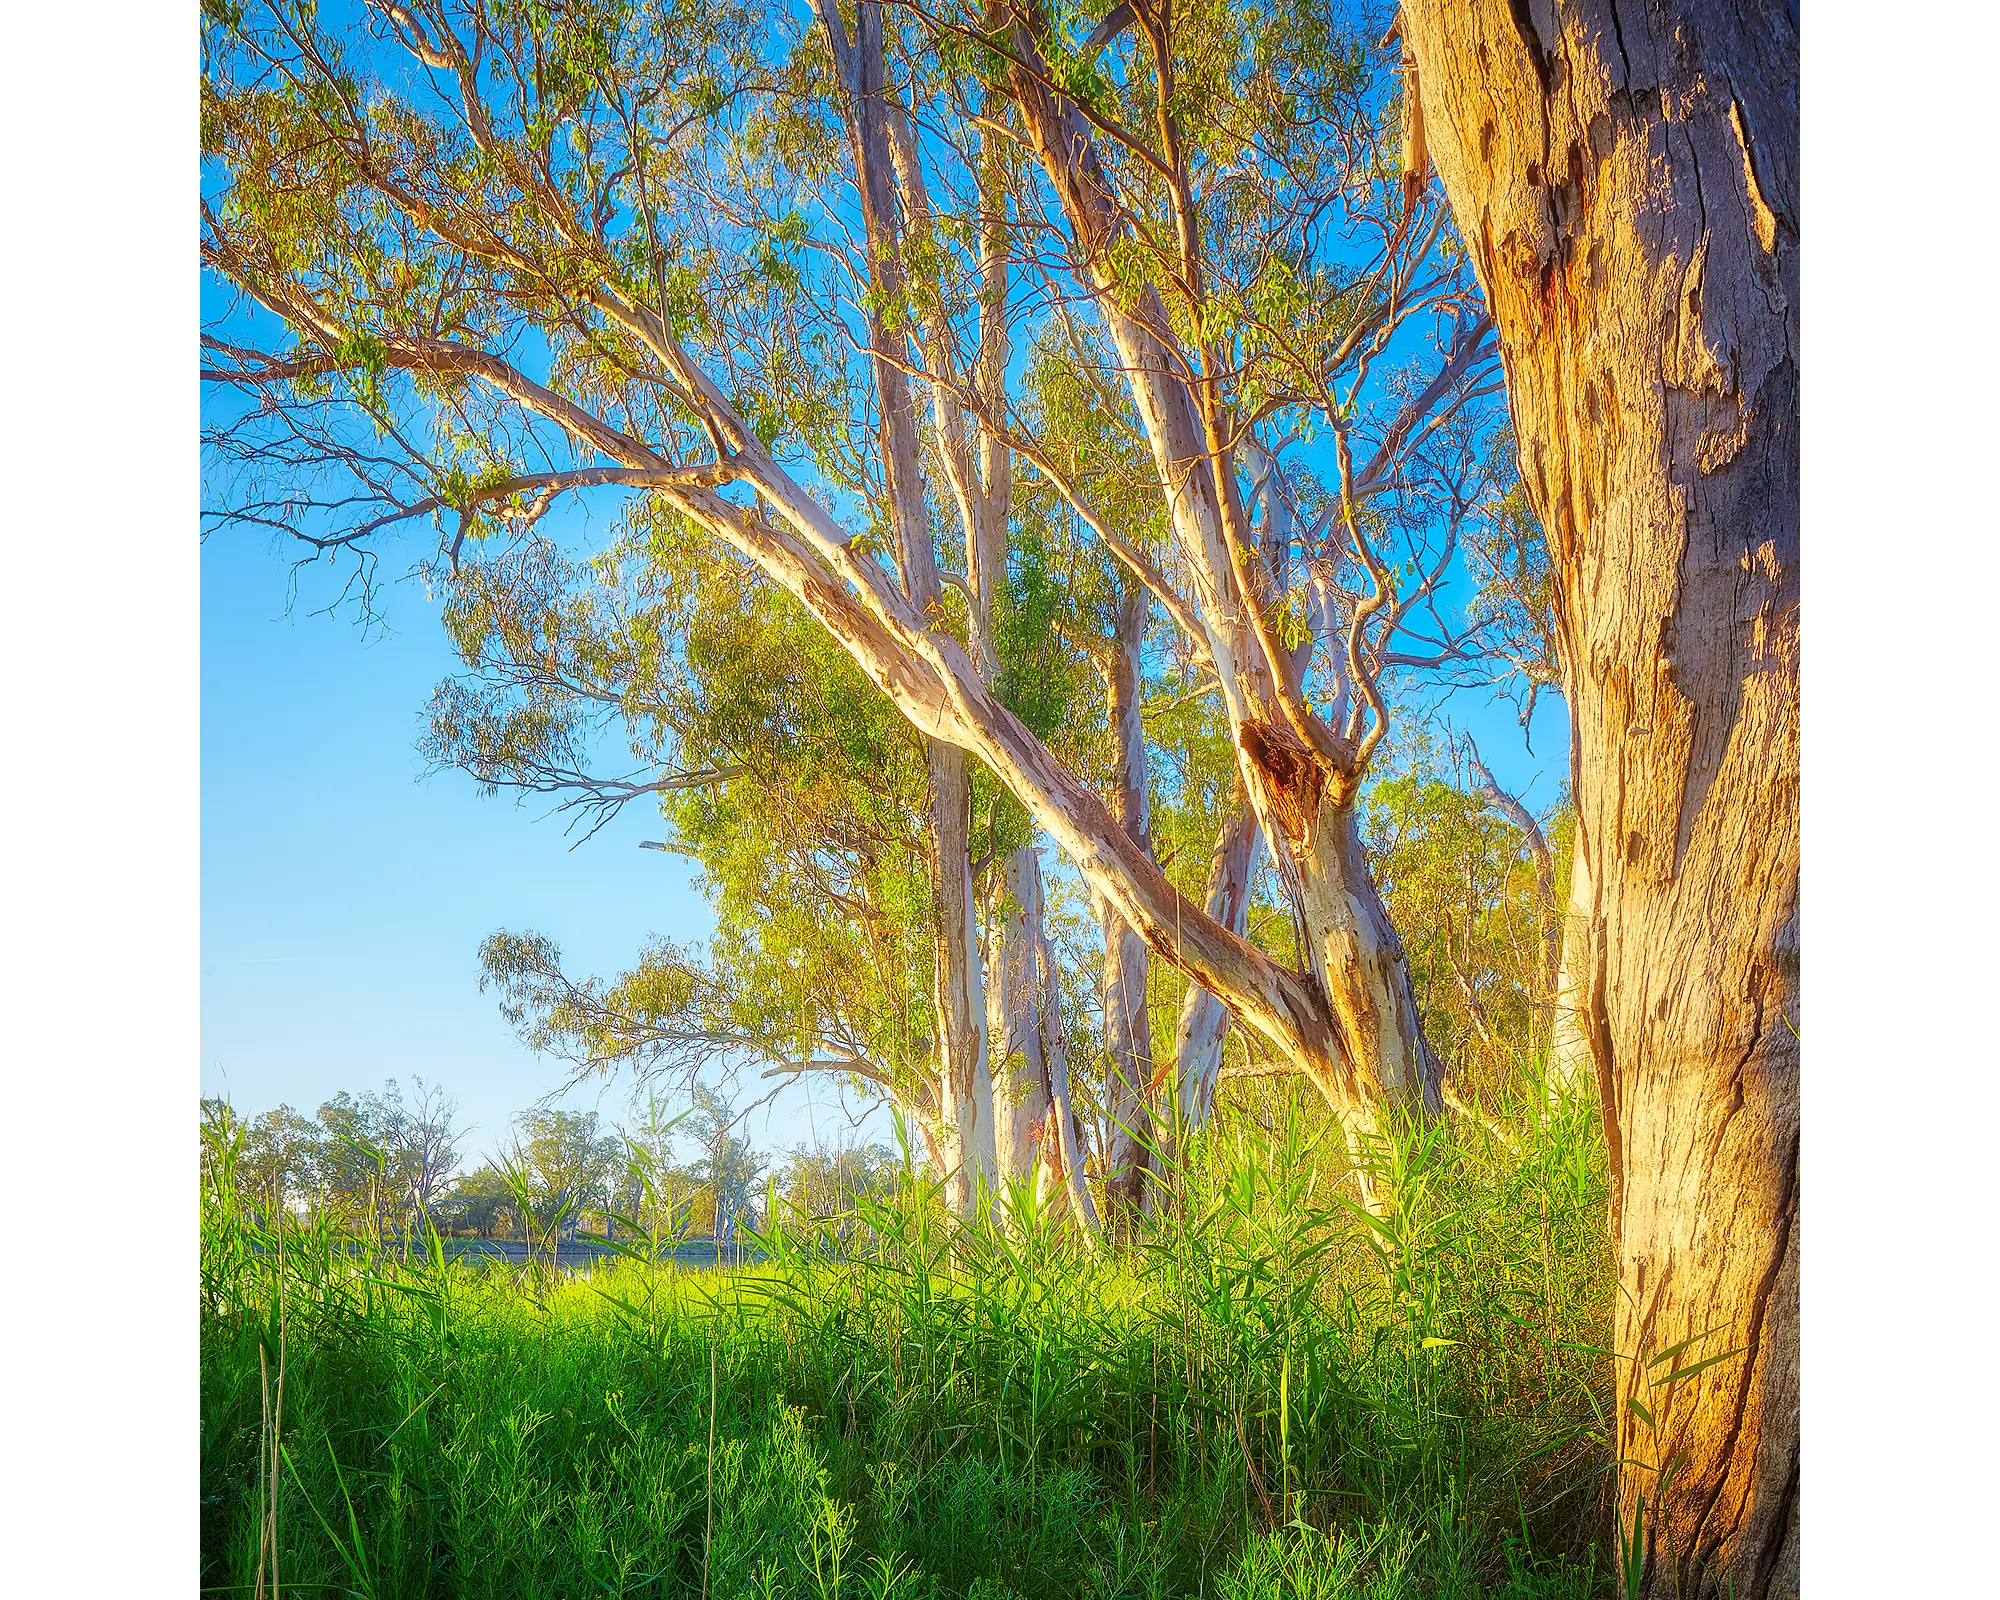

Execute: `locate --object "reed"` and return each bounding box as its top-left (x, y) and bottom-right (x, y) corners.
top-left (200, 1069), bottom-right (1613, 1597)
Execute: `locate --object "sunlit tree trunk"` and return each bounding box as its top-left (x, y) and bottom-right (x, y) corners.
top-left (1401, 6), bottom-right (1799, 1593)
top-left (1001, 29), bottom-right (1444, 1149)
top-left (836, 0), bottom-right (997, 1216)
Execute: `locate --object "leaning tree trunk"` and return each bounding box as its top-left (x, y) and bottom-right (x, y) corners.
top-left (1400, 6), bottom-right (1799, 1595)
top-left (997, 29), bottom-right (1444, 1150)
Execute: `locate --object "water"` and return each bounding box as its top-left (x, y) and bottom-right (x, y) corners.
top-left (436, 1237), bottom-right (764, 1273)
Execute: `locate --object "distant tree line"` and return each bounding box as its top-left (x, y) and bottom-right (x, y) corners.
top-left (201, 1078), bottom-right (897, 1249)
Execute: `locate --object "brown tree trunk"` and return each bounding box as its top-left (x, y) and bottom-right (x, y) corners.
top-left (1400, 6), bottom-right (1799, 1594)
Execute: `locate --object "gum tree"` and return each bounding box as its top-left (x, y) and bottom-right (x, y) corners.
top-left (201, 0), bottom-right (1508, 1204)
top-left (1396, 5), bottom-right (1799, 1593)
top-left (440, 517), bottom-right (1101, 1226)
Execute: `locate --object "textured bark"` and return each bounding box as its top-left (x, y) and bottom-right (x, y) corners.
top-left (1400, 6), bottom-right (1799, 1595)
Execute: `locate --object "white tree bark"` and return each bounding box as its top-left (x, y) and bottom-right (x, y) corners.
top-left (1098, 585), bottom-right (1158, 1228)
top-left (1000, 24), bottom-right (1445, 1139)
top-left (828, 0), bottom-right (998, 1215)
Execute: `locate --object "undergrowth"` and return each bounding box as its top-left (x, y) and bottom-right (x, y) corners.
top-left (200, 1074), bottom-right (1614, 1598)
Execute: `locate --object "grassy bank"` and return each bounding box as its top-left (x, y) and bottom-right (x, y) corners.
top-left (200, 1080), bottom-right (1615, 1598)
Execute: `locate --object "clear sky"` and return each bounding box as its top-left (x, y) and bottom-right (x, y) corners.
top-left (199, 531), bottom-right (901, 1165)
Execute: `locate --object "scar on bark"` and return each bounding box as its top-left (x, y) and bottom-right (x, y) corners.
top-left (1239, 720), bottom-right (1329, 843)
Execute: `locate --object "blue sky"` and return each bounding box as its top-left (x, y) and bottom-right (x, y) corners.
top-left (200, 532), bottom-right (897, 1162)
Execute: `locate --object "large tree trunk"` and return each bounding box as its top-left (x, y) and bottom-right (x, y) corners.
top-left (836, 0), bottom-right (999, 1219)
top-left (1400, 7), bottom-right (1799, 1595)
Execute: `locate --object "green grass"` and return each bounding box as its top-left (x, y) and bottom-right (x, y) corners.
top-left (201, 1076), bottom-right (1615, 1598)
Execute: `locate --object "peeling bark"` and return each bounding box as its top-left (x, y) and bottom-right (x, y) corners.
top-left (1401, 5), bottom-right (1799, 1593)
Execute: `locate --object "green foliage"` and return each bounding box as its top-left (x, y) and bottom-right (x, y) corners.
top-left (201, 1075), bottom-right (1614, 1597)
top-left (213, 1078), bottom-right (466, 1233)
top-left (1365, 742), bottom-right (1570, 1088)
top-left (444, 1163), bottom-right (518, 1240)
top-left (991, 524), bottom-right (1093, 748)
top-left (509, 1107), bottom-right (626, 1233)
top-left (772, 1142), bottom-right (901, 1222)
top-left (438, 517), bottom-right (946, 1104)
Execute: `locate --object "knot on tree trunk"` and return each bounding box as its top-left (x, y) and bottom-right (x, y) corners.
top-left (1239, 720), bottom-right (1329, 843)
